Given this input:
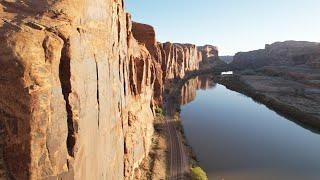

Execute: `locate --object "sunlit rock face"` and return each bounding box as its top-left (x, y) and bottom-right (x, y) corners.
top-left (132, 22), bottom-right (223, 84)
top-left (232, 41), bottom-right (320, 69)
top-left (180, 76), bottom-right (216, 105)
top-left (0, 1), bottom-right (155, 179)
top-left (131, 22), bottom-right (164, 106)
top-left (197, 45), bottom-right (219, 64)
top-left (0, 1), bottom-right (220, 180)
top-left (132, 22), bottom-right (203, 81)
top-left (160, 42), bottom-right (202, 80)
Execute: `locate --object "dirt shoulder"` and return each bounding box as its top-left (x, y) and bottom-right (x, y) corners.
top-left (134, 114), bottom-right (169, 180)
top-left (134, 103), bottom-right (202, 180)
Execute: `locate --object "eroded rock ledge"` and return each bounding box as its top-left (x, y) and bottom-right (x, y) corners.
top-left (0, 0), bottom-right (218, 179)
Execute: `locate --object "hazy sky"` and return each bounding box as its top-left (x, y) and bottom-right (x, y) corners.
top-left (126, 0), bottom-right (320, 55)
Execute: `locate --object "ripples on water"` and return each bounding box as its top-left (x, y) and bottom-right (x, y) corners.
top-left (180, 75), bottom-right (320, 180)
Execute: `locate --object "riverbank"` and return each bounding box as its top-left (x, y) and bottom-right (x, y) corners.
top-left (135, 66), bottom-right (320, 179)
top-left (136, 74), bottom-right (215, 179)
top-left (178, 78), bottom-right (320, 179)
top-left (164, 74), bottom-right (217, 179)
top-left (215, 67), bottom-right (320, 131)
top-left (133, 67), bottom-right (226, 179)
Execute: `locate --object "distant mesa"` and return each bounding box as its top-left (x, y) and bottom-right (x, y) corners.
top-left (231, 40), bottom-right (320, 70)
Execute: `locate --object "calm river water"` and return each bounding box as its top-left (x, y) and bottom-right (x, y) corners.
top-left (180, 75), bottom-right (320, 180)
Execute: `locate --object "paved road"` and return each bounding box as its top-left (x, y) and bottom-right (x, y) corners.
top-left (165, 102), bottom-right (188, 180)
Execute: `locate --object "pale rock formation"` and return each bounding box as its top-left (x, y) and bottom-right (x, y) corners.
top-left (197, 45), bottom-right (219, 64)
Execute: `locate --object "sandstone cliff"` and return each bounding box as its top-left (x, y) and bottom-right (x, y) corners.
top-left (197, 45), bottom-right (219, 63)
top-left (132, 22), bottom-right (220, 83)
top-left (232, 41), bottom-right (320, 69)
top-left (131, 22), bottom-right (164, 106)
top-left (160, 42), bottom-right (200, 80)
top-left (0, 1), bottom-right (156, 179)
top-left (0, 1), bottom-right (218, 180)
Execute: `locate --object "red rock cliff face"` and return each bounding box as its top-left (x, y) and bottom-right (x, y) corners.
top-left (0, 1), bottom-right (219, 180)
top-left (131, 22), bottom-right (163, 106)
top-left (197, 45), bottom-right (219, 63)
top-left (132, 22), bottom-right (219, 83)
top-left (160, 43), bottom-right (203, 80)
top-left (0, 1), bottom-right (155, 180)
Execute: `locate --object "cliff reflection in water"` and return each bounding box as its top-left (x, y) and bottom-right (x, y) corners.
top-left (180, 75), bottom-right (216, 105)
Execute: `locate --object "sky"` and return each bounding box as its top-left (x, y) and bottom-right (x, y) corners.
top-left (126, 0), bottom-right (320, 55)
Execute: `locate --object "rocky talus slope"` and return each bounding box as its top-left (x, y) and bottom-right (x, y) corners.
top-left (0, 1), bottom-right (218, 179)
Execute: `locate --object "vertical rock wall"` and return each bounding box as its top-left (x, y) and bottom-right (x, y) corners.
top-left (131, 22), bottom-right (219, 84)
top-left (0, 1), bottom-right (219, 180)
top-left (197, 45), bottom-right (219, 64)
top-left (160, 42), bottom-right (202, 80)
top-left (0, 0), bottom-right (155, 179)
top-left (131, 22), bottom-right (164, 106)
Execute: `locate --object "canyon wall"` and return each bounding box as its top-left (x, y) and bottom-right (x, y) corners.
top-left (132, 22), bottom-right (220, 83)
top-left (160, 42), bottom-right (202, 80)
top-left (131, 22), bottom-right (164, 106)
top-left (232, 41), bottom-right (320, 69)
top-left (198, 45), bottom-right (219, 64)
top-left (0, 1), bottom-right (218, 180)
top-left (0, 0), bottom-right (156, 179)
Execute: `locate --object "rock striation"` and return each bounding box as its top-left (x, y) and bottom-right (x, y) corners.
top-left (132, 22), bottom-right (220, 82)
top-left (0, 1), bottom-right (156, 179)
top-left (232, 41), bottom-right (320, 69)
top-left (131, 22), bottom-right (164, 106)
top-left (160, 42), bottom-right (203, 80)
top-left (0, 1), bottom-right (218, 180)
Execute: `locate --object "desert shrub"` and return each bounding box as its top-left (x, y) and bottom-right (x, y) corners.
top-left (155, 107), bottom-right (165, 116)
top-left (191, 167), bottom-right (208, 180)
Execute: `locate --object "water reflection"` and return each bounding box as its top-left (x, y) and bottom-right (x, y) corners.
top-left (180, 76), bottom-right (216, 105)
top-left (180, 75), bottom-right (320, 180)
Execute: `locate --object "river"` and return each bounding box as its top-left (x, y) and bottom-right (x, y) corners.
top-left (179, 75), bottom-right (320, 180)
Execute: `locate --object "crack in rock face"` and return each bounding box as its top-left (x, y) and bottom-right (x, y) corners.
top-left (58, 38), bottom-right (76, 157)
